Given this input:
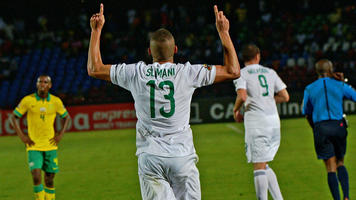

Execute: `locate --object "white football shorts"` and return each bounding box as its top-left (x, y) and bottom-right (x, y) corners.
top-left (138, 153), bottom-right (201, 200)
top-left (245, 127), bottom-right (281, 163)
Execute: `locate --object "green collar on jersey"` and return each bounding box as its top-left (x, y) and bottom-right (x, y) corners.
top-left (35, 92), bottom-right (51, 102)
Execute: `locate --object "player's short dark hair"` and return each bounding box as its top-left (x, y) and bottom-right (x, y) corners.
top-left (150, 28), bottom-right (174, 43)
top-left (149, 28), bottom-right (175, 61)
top-left (37, 74), bottom-right (52, 82)
top-left (315, 59), bottom-right (333, 75)
top-left (241, 44), bottom-right (260, 62)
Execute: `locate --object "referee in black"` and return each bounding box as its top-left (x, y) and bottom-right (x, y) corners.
top-left (302, 59), bottom-right (356, 200)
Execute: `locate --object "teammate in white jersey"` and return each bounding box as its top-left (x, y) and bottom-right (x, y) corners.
top-left (233, 44), bottom-right (289, 200)
top-left (87, 4), bottom-right (240, 200)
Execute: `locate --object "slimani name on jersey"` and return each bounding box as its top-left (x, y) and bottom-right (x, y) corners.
top-left (145, 67), bottom-right (176, 78)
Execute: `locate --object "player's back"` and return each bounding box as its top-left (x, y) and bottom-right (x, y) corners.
top-left (235, 64), bottom-right (286, 117)
top-left (131, 62), bottom-right (196, 135)
top-left (304, 77), bottom-right (356, 122)
top-left (110, 61), bottom-right (215, 156)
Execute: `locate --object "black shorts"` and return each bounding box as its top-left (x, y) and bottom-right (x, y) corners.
top-left (313, 120), bottom-right (347, 160)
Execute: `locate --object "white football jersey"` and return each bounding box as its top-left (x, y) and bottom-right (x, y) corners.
top-left (233, 64), bottom-right (286, 127)
top-left (111, 61), bottom-right (216, 157)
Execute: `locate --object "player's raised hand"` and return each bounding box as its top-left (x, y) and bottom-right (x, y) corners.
top-left (214, 5), bottom-right (230, 34)
top-left (90, 3), bottom-right (105, 31)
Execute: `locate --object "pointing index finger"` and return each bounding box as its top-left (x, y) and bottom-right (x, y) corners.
top-left (100, 3), bottom-right (104, 15)
top-left (214, 5), bottom-right (218, 18)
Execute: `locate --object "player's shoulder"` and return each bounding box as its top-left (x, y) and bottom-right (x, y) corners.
top-left (328, 77), bottom-right (344, 84)
top-left (240, 66), bottom-right (249, 73)
top-left (49, 94), bottom-right (63, 103)
top-left (239, 65), bottom-right (250, 77)
top-left (305, 80), bottom-right (315, 88)
top-left (173, 61), bottom-right (193, 70)
top-left (114, 61), bottom-right (145, 79)
top-left (137, 61), bottom-right (147, 67)
top-left (233, 66), bottom-right (249, 82)
top-left (259, 64), bottom-right (277, 74)
top-left (304, 83), bottom-right (312, 91)
top-left (180, 61), bottom-right (210, 68)
top-left (164, 62), bottom-right (201, 74)
top-left (343, 82), bottom-right (356, 92)
top-left (115, 61), bottom-right (145, 70)
top-left (21, 93), bottom-right (37, 102)
top-left (25, 93), bottom-right (36, 99)
top-left (305, 79), bottom-right (322, 91)
top-left (328, 78), bottom-right (350, 90)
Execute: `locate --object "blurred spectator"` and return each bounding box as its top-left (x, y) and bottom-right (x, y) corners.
top-left (0, 0), bottom-right (355, 108)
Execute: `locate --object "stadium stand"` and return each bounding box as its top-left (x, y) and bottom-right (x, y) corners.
top-left (0, 0), bottom-right (355, 109)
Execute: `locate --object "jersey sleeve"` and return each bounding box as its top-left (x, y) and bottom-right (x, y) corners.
top-left (273, 71), bottom-right (287, 92)
top-left (110, 63), bottom-right (137, 90)
top-left (13, 97), bottom-right (29, 118)
top-left (185, 64), bottom-right (216, 88)
top-left (343, 83), bottom-right (356, 102)
top-left (233, 77), bottom-right (246, 91)
top-left (302, 88), bottom-right (313, 115)
top-left (55, 98), bottom-right (68, 118)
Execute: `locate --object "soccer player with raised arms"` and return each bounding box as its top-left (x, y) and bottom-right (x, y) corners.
top-left (10, 75), bottom-right (70, 200)
top-left (88, 3), bottom-right (240, 199)
top-left (233, 44), bottom-right (289, 200)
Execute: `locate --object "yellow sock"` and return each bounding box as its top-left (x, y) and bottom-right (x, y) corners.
top-left (34, 184), bottom-right (45, 200)
top-left (44, 187), bottom-right (55, 200)
top-left (35, 191), bottom-right (45, 200)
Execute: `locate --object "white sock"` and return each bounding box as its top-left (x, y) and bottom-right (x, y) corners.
top-left (254, 169), bottom-right (268, 200)
top-left (266, 165), bottom-right (283, 200)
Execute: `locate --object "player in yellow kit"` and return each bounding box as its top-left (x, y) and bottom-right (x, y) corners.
top-left (10, 75), bottom-right (70, 200)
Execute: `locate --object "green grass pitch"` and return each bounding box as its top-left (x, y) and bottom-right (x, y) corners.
top-left (1, 116), bottom-right (355, 199)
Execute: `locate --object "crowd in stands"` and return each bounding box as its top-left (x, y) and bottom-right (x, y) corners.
top-left (0, 0), bottom-right (355, 109)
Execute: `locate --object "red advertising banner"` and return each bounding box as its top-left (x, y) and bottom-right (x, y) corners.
top-left (0, 103), bottom-right (137, 136)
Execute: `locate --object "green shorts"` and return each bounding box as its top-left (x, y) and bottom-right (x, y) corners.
top-left (27, 150), bottom-right (59, 173)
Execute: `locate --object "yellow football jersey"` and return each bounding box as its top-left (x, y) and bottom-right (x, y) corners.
top-left (13, 93), bottom-right (68, 151)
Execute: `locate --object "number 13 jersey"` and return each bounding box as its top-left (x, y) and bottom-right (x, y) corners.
top-left (110, 62), bottom-right (216, 157)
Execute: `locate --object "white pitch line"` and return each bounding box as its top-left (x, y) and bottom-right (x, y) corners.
top-left (226, 124), bottom-right (243, 134)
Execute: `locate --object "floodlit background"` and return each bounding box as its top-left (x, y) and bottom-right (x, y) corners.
top-left (0, 0), bottom-right (355, 199)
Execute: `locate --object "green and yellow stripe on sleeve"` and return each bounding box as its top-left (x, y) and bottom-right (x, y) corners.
top-left (60, 111), bottom-right (68, 118)
top-left (13, 109), bottom-right (23, 118)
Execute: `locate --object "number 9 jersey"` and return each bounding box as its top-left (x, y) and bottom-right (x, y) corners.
top-left (233, 64), bottom-right (286, 128)
top-left (110, 61), bottom-right (216, 157)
